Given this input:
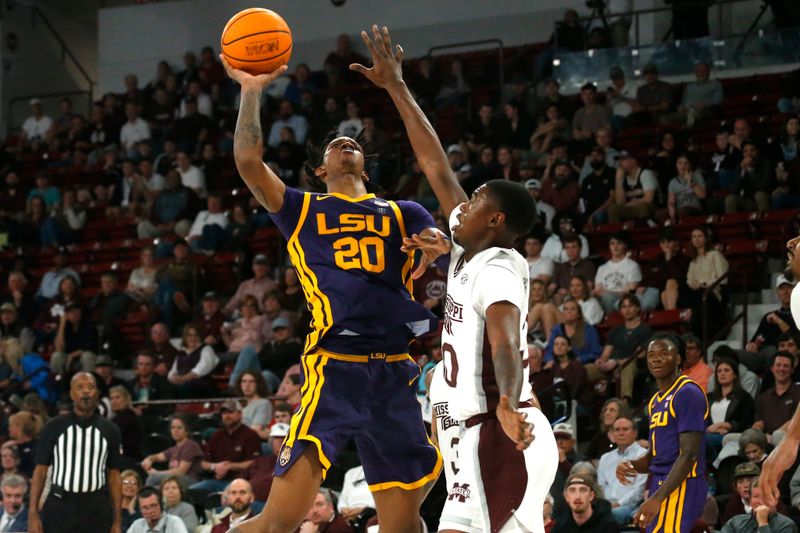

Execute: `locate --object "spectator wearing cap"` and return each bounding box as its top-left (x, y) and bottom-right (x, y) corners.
top-left (605, 67), bottom-right (639, 130)
top-left (187, 192), bottom-right (229, 253)
top-left (137, 168), bottom-right (198, 240)
top-left (224, 255), bottom-right (277, 317)
top-left (94, 355), bottom-right (126, 392)
top-left (541, 156), bottom-right (581, 217)
top-left (743, 275), bottom-right (797, 374)
top-left (721, 478), bottom-right (795, 533)
top-left (753, 352), bottom-right (800, 440)
top-left (20, 98), bottom-right (53, 144)
top-left (553, 474), bottom-right (619, 533)
top-left (631, 64), bottom-right (674, 125)
top-left (593, 233), bottom-right (642, 313)
top-left (580, 145), bottom-right (615, 226)
top-left (257, 316), bottom-right (303, 389)
top-left (725, 140), bottom-right (773, 214)
top-left (210, 478), bottom-right (257, 533)
top-left (245, 423), bottom-right (289, 503)
top-left (189, 399), bottom-right (260, 497)
top-left (597, 416), bottom-right (647, 525)
top-left (51, 302), bottom-right (97, 378)
top-left (167, 323), bottom-right (219, 398)
top-left (446, 143), bottom-right (467, 174)
top-left (0, 303), bottom-right (34, 353)
top-left (35, 248), bottom-right (80, 301)
top-left (198, 291), bottom-right (225, 349)
top-left (554, 423), bottom-right (582, 474)
top-left (572, 84), bottom-right (611, 147)
top-left (660, 61), bottom-right (723, 127)
top-left (524, 178), bottom-right (556, 230)
top-left (608, 151), bottom-right (658, 223)
top-left (723, 462), bottom-right (762, 524)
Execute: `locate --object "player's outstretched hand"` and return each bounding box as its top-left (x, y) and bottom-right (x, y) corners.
top-left (616, 460), bottom-right (637, 485)
top-left (760, 436), bottom-right (799, 506)
top-left (220, 54), bottom-right (288, 90)
top-left (496, 395), bottom-right (534, 451)
top-left (401, 231), bottom-right (451, 279)
top-left (350, 25), bottom-right (404, 89)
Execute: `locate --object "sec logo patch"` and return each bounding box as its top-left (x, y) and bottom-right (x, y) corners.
top-left (279, 445), bottom-right (292, 467)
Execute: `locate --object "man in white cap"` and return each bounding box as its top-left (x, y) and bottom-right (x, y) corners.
top-left (743, 274), bottom-right (797, 374)
top-left (554, 422), bottom-right (582, 471)
top-left (20, 98), bottom-right (53, 144)
top-left (524, 178), bottom-right (555, 229)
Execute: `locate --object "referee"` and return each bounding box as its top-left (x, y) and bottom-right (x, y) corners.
top-left (29, 372), bottom-right (123, 533)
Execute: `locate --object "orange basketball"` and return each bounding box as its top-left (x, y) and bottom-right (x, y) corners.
top-left (220, 8), bottom-right (292, 75)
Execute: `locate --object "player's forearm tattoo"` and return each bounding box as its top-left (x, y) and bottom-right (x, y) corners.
top-left (235, 88), bottom-right (263, 151)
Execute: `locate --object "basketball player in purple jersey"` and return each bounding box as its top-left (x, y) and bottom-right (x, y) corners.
top-left (617, 333), bottom-right (708, 533)
top-left (219, 28), bottom-right (446, 533)
top-left (760, 235), bottom-right (800, 506)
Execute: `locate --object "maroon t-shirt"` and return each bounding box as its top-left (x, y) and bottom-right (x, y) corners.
top-left (205, 424), bottom-right (261, 480)
top-left (245, 454), bottom-right (277, 502)
top-left (163, 439), bottom-right (204, 480)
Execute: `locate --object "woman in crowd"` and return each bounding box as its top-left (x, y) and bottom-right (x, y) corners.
top-left (739, 428), bottom-right (769, 467)
top-left (527, 279), bottom-right (559, 345)
top-left (34, 275), bottom-right (82, 346)
top-left (120, 469), bottom-right (143, 531)
top-left (161, 475), bottom-right (199, 532)
top-left (167, 323), bottom-right (219, 397)
top-left (686, 226), bottom-right (729, 336)
top-left (237, 370), bottom-right (273, 441)
top-left (0, 444), bottom-right (22, 483)
top-left (126, 245), bottom-right (159, 303)
top-left (550, 334), bottom-right (588, 401)
top-left (665, 153), bottom-right (706, 223)
top-left (561, 276), bottom-right (604, 326)
top-left (6, 411), bottom-right (38, 478)
top-left (544, 299), bottom-right (602, 364)
top-left (277, 267), bottom-right (305, 314)
top-left (585, 397), bottom-right (629, 461)
top-left (142, 414), bottom-right (204, 488)
top-left (222, 295), bottom-right (266, 389)
top-left (109, 385), bottom-right (142, 460)
top-left (706, 358), bottom-right (755, 460)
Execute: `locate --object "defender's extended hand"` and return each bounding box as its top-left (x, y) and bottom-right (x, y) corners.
top-left (401, 232), bottom-right (451, 279)
top-left (496, 395), bottom-right (534, 451)
top-left (220, 54), bottom-right (288, 90)
top-left (760, 436), bottom-right (798, 506)
top-left (350, 25), bottom-right (404, 89)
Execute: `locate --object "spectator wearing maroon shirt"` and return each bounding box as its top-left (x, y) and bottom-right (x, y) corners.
top-left (189, 400), bottom-right (260, 497)
top-left (541, 159), bottom-right (581, 217)
top-left (197, 292), bottom-right (225, 350)
top-left (637, 228), bottom-right (691, 311)
top-left (245, 422), bottom-right (289, 503)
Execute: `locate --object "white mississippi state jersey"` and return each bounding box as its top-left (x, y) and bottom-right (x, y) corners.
top-left (429, 362), bottom-right (464, 484)
top-left (441, 209), bottom-right (532, 421)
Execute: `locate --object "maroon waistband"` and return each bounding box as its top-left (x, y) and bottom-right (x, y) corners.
top-left (465, 400), bottom-right (533, 428)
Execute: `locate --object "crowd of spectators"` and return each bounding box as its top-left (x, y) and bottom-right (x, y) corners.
top-left (0, 8), bottom-right (798, 531)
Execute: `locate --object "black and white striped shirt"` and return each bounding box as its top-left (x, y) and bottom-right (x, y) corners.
top-left (35, 413), bottom-right (123, 493)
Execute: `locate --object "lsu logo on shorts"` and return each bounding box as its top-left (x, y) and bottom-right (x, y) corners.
top-left (279, 445), bottom-right (292, 467)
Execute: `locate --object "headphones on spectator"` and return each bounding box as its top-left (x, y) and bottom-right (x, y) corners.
top-left (136, 486), bottom-right (164, 512)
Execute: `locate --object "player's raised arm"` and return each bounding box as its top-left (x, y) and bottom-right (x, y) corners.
top-left (351, 25), bottom-right (468, 218)
top-left (221, 56), bottom-right (288, 213)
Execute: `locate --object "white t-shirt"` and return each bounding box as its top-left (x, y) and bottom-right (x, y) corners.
top-left (119, 118), bottom-right (151, 149)
top-left (337, 465), bottom-right (376, 511)
top-left (188, 210), bottom-right (229, 238)
top-left (595, 256), bottom-right (642, 292)
top-left (710, 398), bottom-right (731, 425)
top-left (22, 115), bottom-right (53, 140)
top-left (441, 208), bottom-right (531, 421)
top-left (560, 298), bottom-right (604, 325)
top-left (178, 165), bottom-right (207, 198)
top-left (528, 256), bottom-right (554, 280)
top-left (542, 234), bottom-right (591, 263)
top-left (538, 201), bottom-right (556, 230)
top-left (179, 93), bottom-right (213, 118)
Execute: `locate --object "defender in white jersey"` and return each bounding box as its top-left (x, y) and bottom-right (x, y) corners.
top-left (405, 181), bottom-right (559, 533)
top-left (760, 235), bottom-right (800, 506)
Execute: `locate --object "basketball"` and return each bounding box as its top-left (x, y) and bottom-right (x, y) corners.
top-left (220, 8), bottom-right (292, 75)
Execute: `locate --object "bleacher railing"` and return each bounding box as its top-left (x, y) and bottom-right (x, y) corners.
top-left (553, 5), bottom-right (800, 92)
top-left (701, 270), bottom-right (748, 351)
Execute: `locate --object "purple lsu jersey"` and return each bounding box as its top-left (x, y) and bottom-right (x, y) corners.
top-left (270, 187), bottom-right (438, 355)
top-left (647, 375), bottom-right (709, 478)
